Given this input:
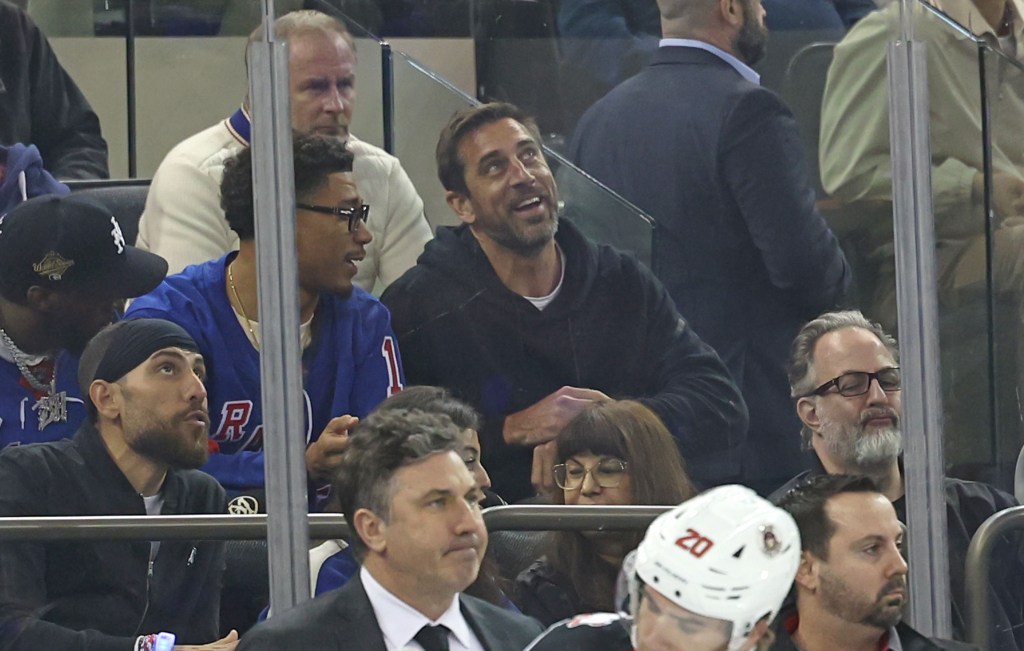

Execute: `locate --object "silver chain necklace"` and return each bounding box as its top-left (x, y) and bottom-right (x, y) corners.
top-left (0, 325), bottom-right (67, 430)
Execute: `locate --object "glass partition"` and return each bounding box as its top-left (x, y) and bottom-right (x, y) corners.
top-left (390, 47), bottom-right (656, 262)
top-left (977, 38), bottom-right (1024, 651)
top-left (15, 0), bottom-right (1024, 645)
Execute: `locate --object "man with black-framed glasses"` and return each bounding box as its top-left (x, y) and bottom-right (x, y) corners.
top-left (126, 134), bottom-right (404, 511)
top-left (771, 309), bottom-right (1024, 650)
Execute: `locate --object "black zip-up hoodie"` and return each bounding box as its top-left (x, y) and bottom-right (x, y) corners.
top-left (0, 422), bottom-right (226, 651)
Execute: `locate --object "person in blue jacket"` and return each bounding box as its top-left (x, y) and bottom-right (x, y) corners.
top-left (127, 134), bottom-right (404, 508)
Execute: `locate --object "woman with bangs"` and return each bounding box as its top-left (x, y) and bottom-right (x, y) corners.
top-left (513, 399), bottom-right (696, 626)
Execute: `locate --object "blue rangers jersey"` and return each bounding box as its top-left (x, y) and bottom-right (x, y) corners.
top-left (0, 352), bottom-right (86, 449)
top-left (126, 254), bottom-right (404, 495)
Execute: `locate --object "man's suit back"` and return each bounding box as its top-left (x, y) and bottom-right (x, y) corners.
top-left (568, 45), bottom-right (849, 491)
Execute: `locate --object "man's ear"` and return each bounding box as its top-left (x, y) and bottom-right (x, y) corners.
top-left (353, 507), bottom-right (387, 554)
top-left (89, 380), bottom-right (121, 422)
top-left (795, 549), bottom-right (819, 591)
top-left (719, 0), bottom-right (743, 26)
top-left (796, 396), bottom-right (821, 433)
top-left (446, 190), bottom-right (475, 226)
top-left (25, 285), bottom-right (57, 313)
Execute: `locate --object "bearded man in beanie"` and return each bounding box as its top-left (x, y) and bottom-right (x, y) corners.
top-left (0, 318), bottom-right (236, 651)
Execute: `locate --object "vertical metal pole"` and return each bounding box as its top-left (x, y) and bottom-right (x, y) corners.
top-left (977, 48), bottom-right (1002, 480)
top-left (887, 12), bottom-right (952, 636)
top-left (381, 41), bottom-right (395, 155)
top-left (125, 0), bottom-right (137, 177)
top-left (247, 0), bottom-right (311, 614)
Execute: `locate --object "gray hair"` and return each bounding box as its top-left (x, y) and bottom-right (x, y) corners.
top-left (788, 310), bottom-right (899, 447)
top-left (246, 10), bottom-right (355, 67)
top-left (334, 409), bottom-right (460, 558)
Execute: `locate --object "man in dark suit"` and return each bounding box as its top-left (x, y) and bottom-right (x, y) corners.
top-left (567, 0), bottom-right (850, 496)
top-left (237, 409), bottom-right (543, 651)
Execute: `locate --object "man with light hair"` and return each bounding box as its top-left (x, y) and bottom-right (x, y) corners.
top-left (524, 484), bottom-right (801, 651)
top-left (138, 10), bottom-right (431, 291)
top-left (774, 309), bottom-right (1024, 648)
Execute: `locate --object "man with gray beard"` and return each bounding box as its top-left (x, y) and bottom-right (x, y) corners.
top-left (772, 310), bottom-right (1024, 650)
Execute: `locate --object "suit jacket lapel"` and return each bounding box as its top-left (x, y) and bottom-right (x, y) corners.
top-left (334, 574), bottom-right (388, 651)
top-left (463, 596), bottom-right (519, 651)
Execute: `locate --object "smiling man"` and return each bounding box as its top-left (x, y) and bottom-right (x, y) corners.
top-left (237, 408), bottom-right (543, 651)
top-left (773, 310), bottom-right (1024, 648)
top-left (381, 102), bottom-right (746, 502)
top-left (127, 134), bottom-right (403, 509)
top-left (0, 318), bottom-right (235, 651)
top-left (775, 474), bottom-right (971, 651)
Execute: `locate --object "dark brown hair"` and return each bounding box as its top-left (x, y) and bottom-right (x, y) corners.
top-left (435, 102), bottom-right (542, 196)
top-left (547, 400), bottom-right (696, 612)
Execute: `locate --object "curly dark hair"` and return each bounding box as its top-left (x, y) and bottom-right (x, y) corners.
top-left (220, 133), bottom-right (354, 240)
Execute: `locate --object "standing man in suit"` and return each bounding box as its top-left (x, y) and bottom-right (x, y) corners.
top-left (567, 0), bottom-right (850, 495)
top-left (236, 408), bottom-right (543, 651)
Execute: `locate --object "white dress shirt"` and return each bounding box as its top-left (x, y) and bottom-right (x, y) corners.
top-left (659, 38), bottom-right (761, 85)
top-left (360, 566), bottom-right (486, 651)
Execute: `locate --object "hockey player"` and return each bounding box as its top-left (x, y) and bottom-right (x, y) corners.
top-left (524, 485), bottom-right (800, 651)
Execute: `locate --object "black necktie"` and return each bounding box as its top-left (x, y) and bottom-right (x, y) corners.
top-left (414, 624), bottom-right (451, 651)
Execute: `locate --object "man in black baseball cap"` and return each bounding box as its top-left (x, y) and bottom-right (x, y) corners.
top-left (0, 318), bottom-right (238, 651)
top-left (0, 192), bottom-right (167, 448)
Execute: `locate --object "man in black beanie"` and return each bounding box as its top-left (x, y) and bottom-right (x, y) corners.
top-left (0, 318), bottom-right (237, 651)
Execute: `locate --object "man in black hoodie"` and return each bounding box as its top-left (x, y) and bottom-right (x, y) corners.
top-left (381, 102), bottom-right (746, 502)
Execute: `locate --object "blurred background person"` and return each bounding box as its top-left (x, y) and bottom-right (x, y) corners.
top-left (0, 1), bottom-right (108, 179)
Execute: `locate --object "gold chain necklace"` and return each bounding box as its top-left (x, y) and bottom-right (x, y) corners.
top-left (227, 262), bottom-right (260, 350)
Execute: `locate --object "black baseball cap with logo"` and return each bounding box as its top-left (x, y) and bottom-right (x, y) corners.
top-left (0, 193), bottom-right (168, 301)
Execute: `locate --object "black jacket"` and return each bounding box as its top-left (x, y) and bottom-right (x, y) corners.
top-left (0, 1), bottom-right (108, 179)
top-left (771, 460), bottom-right (1024, 650)
top-left (381, 218), bottom-right (747, 500)
top-left (0, 422), bottom-right (226, 651)
top-left (514, 557), bottom-right (590, 628)
top-left (237, 571), bottom-right (543, 651)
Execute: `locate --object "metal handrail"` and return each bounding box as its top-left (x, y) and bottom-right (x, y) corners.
top-left (964, 504), bottom-right (1024, 649)
top-left (0, 505), bottom-right (671, 542)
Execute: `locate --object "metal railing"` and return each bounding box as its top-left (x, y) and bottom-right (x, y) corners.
top-left (0, 504), bottom-right (671, 542)
top-left (964, 504), bottom-right (1024, 649)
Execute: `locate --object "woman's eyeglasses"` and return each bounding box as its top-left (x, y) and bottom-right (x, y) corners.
top-left (553, 458), bottom-right (628, 490)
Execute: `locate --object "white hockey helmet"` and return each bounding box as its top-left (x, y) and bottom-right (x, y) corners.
top-left (631, 485), bottom-right (800, 651)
